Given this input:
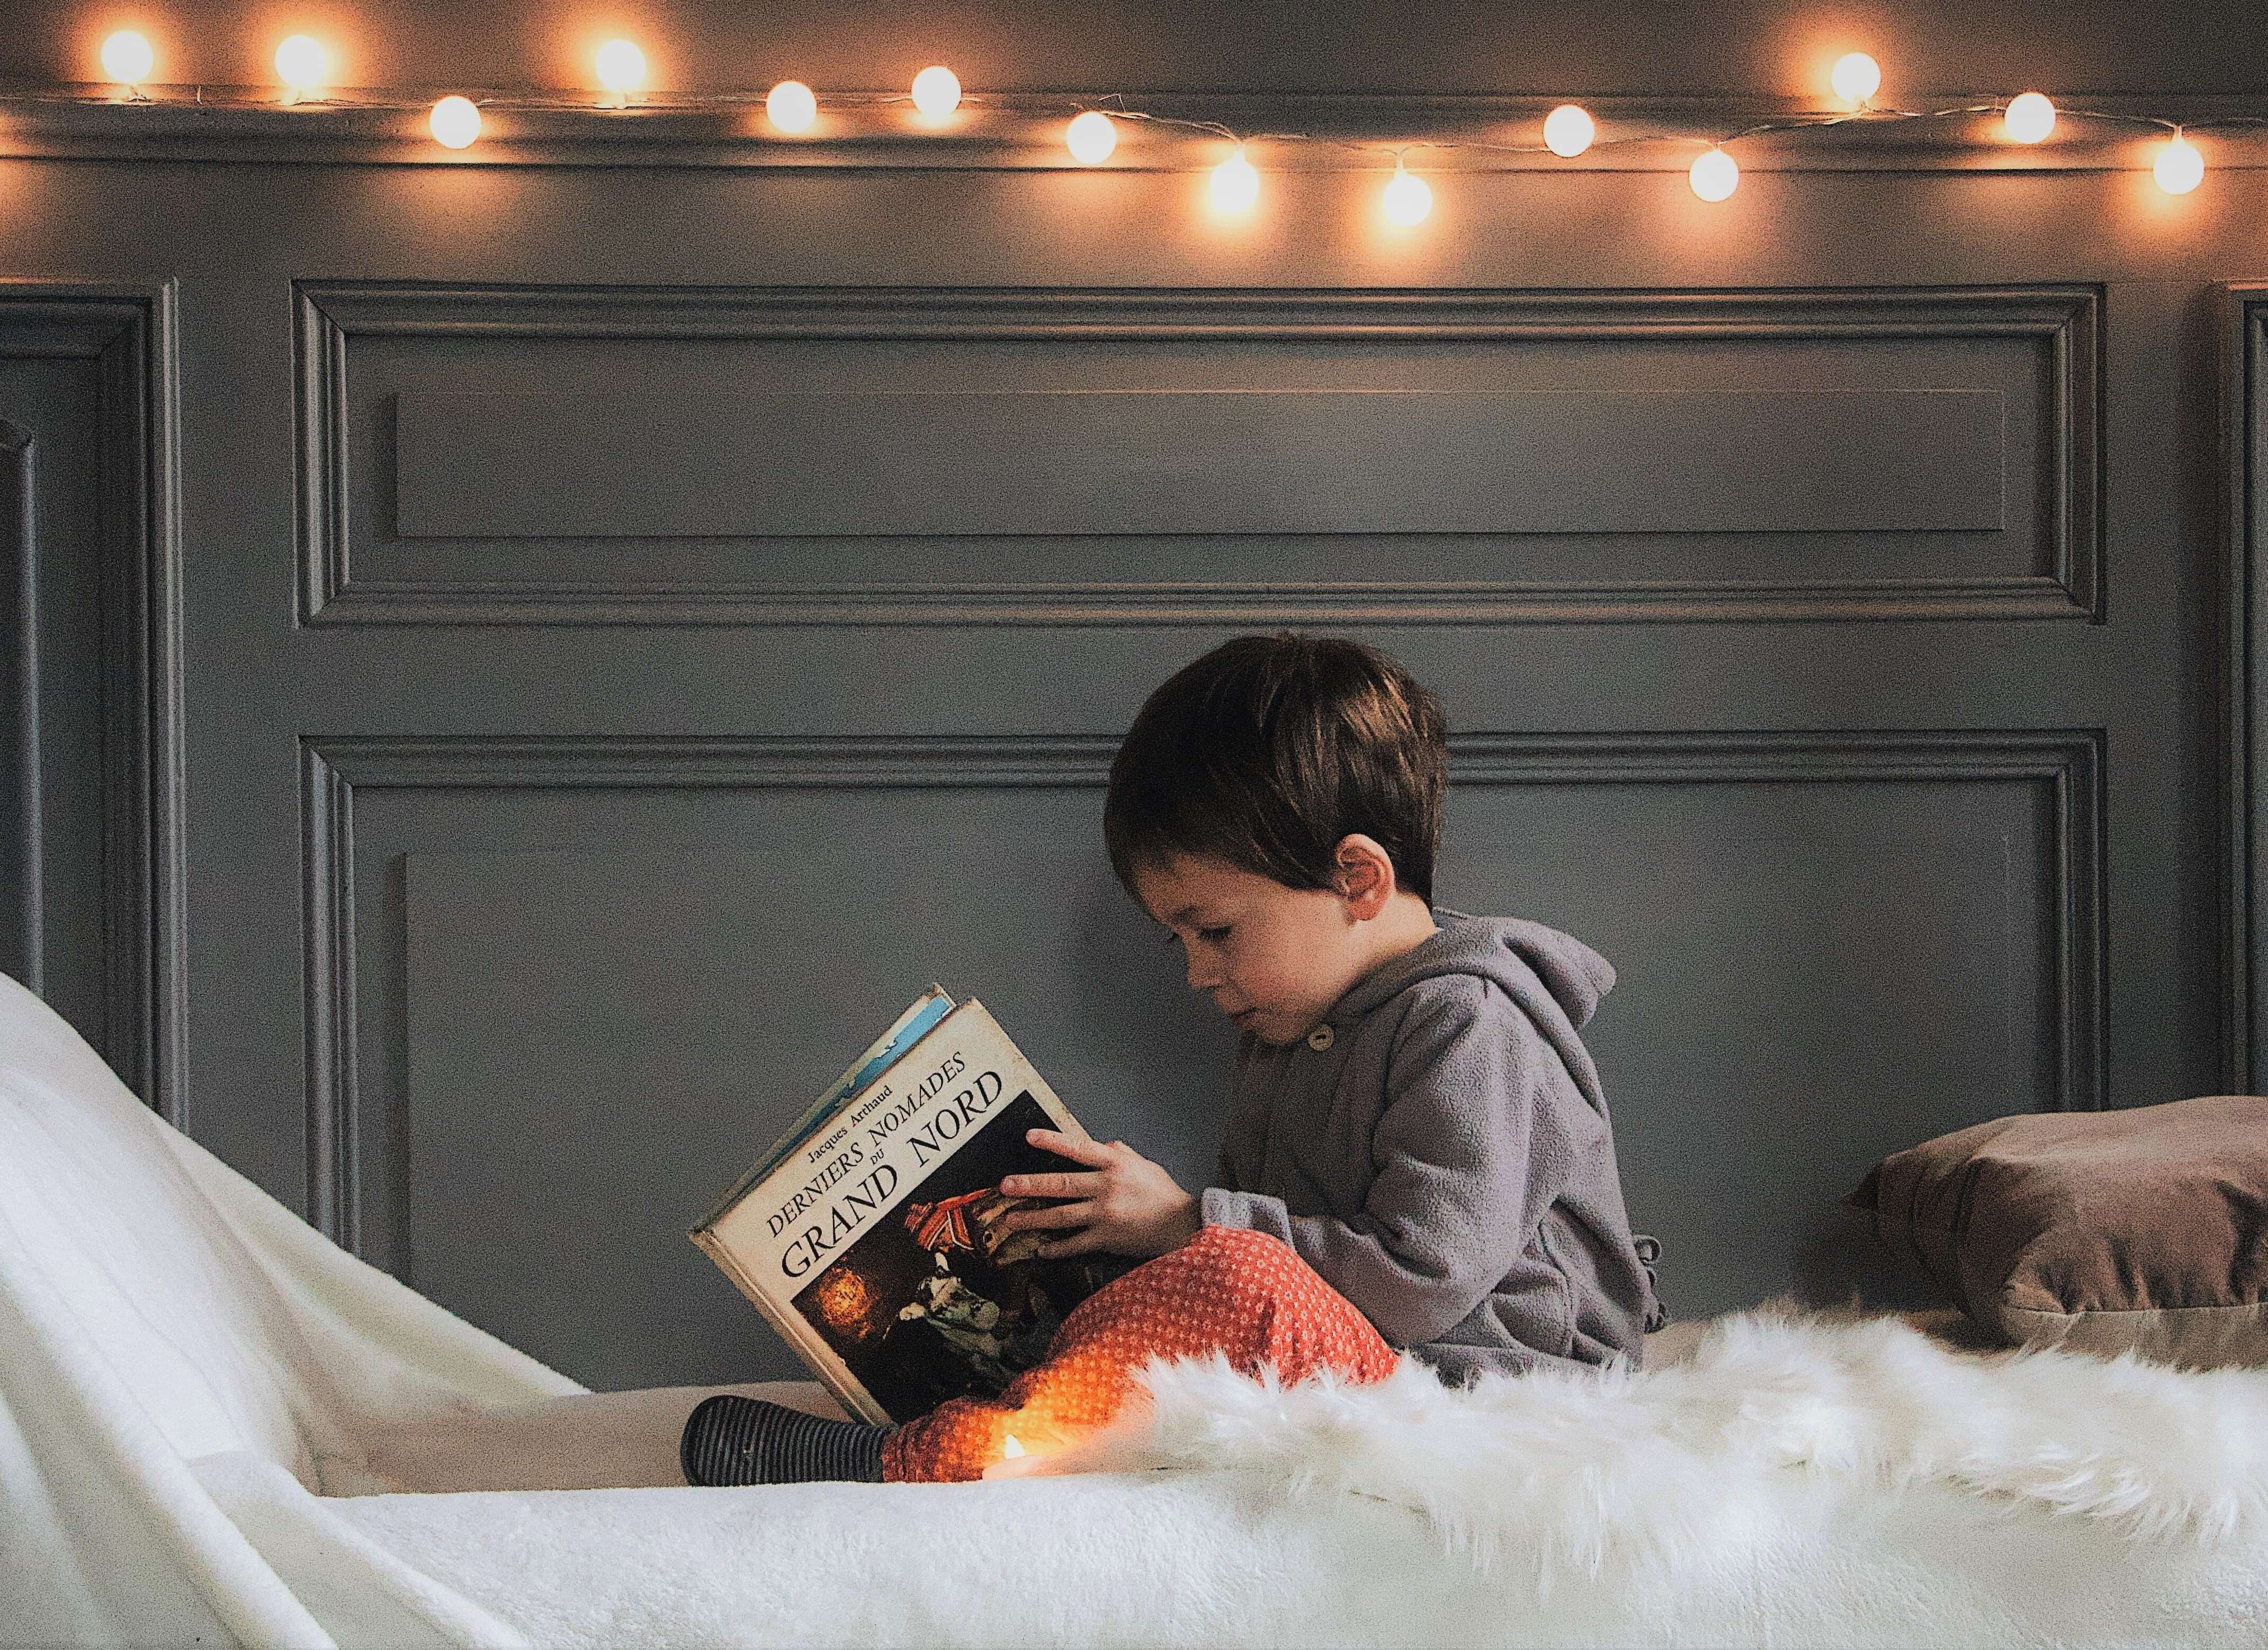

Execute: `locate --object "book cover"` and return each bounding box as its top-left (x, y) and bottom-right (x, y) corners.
top-left (692, 995), bottom-right (1108, 1425)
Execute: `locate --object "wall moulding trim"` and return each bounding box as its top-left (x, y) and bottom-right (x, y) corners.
top-left (14, 91), bottom-right (2268, 172)
top-left (0, 281), bottom-right (186, 1125)
top-left (1, 420), bottom-right (38, 997)
top-left (293, 280), bottom-right (2104, 629)
top-left (2222, 284), bottom-right (2268, 1091)
top-left (299, 726), bottom-right (2105, 1254)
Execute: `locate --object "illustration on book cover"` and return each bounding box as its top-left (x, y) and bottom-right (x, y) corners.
top-left (794, 1090), bottom-right (1106, 1419)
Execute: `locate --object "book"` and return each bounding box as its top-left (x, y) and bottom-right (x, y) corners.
top-left (691, 987), bottom-right (1109, 1425)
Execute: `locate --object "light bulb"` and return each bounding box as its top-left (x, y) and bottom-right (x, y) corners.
top-left (2154, 130), bottom-right (2204, 194)
top-left (766, 80), bottom-right (817, 133)
top-left (1209, 147), bottom-right (1260, 213)
top-left (274, 34), bottom-right (327, 97)
top-left (1830, 51), bottom-right (1881, 108)
top-left (911, 65), bottom-right (961, 117)
top-left (1542, 103), bottom-right (1595, 158)
top-left (2003, 92), bottom-right (2056, 144)
top-left (1382, 162), bottom-right (1432, 226)
top-left (595, 39), bottom-right (646, 95)
top-left (1066, 110), bottom-right (1117, 164)
top-left (429, 95), bottom-right (481, 149)
top-left (100, 30), bottom-right (154, 86)
top-left (1689, 146), bottom-right (1740, 201)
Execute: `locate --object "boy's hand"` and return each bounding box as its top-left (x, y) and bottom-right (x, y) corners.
top-left (997, 1130), bottom-right (1201, 1259)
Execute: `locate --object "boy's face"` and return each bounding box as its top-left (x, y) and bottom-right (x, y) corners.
top-left (1131, 852), bottom-right (1384, 1046)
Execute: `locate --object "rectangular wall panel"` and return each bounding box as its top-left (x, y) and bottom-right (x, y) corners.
top-left (297, 283), bottom-right (2100, 625)
top-left (0, 295), bottom-right (181, 1118)
top-left (310, 729), bottom-right (2102, 1390)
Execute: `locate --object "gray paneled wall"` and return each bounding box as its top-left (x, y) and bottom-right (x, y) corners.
top-left (2, 129), bottom-right (2258, 1388)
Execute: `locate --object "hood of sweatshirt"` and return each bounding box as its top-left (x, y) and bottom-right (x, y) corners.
top-left (1320, 913), bottom-right (1619, 1122)
top-left (1324, 910), bottom-right (1617, 1116)
top-left (1331, 908), bottom-right (1616, 1029)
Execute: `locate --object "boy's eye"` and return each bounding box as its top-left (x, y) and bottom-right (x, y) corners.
top-left (1159, 925), bottom-right (1233, 947)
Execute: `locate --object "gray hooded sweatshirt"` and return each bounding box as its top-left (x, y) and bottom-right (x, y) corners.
top-left (1198, 910), bottom-right (1661, 1382)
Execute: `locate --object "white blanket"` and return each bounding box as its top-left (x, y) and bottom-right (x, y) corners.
top-left (3, 967), bottom-right (2265, 1647)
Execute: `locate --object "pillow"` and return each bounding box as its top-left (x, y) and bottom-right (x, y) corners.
top-left (1846, 1095), bottom-right (2268, 1368)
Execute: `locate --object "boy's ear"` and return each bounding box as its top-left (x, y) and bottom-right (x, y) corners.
top-left (1332, 834), bottom-right (1397, 918)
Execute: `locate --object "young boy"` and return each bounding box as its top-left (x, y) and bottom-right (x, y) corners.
top-left (680, 632), bottom-right (1661, 1486)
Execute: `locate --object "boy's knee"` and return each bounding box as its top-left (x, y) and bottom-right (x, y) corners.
top-left (1180, 1222), bottom-right (1294, 1271)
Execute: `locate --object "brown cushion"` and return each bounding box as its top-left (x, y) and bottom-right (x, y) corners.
top-left (1846, 1095), bottom-right (2268, 1368)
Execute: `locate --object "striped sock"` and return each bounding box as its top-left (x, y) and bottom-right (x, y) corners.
top-left (679, 1394), bottom-right (892, 1485)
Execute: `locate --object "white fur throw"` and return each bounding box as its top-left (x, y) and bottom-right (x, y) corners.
top-left (1019, 1304), bottom-right (2268, 1582)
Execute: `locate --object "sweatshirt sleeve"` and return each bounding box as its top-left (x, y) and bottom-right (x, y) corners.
top-left (1198, 980), bottom-right (1559, 1347)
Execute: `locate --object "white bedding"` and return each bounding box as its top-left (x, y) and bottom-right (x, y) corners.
top-left (3, 967), bottom-right (2264, 1648)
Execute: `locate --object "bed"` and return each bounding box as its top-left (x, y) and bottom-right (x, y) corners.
top-left (4, 968), bottom-right (2263, 1649)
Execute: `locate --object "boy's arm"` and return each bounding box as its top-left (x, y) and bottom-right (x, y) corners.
top-left (1198, 980), bottom-right (1565, 1348)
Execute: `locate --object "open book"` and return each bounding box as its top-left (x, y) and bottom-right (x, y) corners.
top-left (691, 987), bottom-right (1108, 1425)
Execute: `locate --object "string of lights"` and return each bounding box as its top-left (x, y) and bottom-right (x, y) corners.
top-left (41, 31), bottom-right (2268, 216)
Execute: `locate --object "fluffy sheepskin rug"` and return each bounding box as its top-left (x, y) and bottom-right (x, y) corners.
top-left (1021, 1304), bottom-right (2268, 1583)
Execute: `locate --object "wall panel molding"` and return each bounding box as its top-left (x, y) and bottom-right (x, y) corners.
top-left (2225, 284), bottom-right (2268, 1090)
top-left (301, 726), bottom-right (2105, 1253)
top-left (294, 281), bottom-right (2103, 628)
top-left (0, 283), bottom-right (186, 1122)
top-left (1, 420), bottom-right (38, 994)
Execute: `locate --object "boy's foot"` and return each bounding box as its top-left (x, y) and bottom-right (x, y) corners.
top-left (679, 1394), bottom-right (892, 1485)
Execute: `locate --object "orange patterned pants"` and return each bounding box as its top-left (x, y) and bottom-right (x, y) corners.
top-left (880, 1224), bottom-right (1400, 1483)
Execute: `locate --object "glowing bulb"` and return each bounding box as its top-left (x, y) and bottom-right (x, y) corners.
top-left (1209, 146), bottom-right (1260, 213)
top-left (2003, 92), bottom-right (2056, 144)
top-left (1001, 1434), bottom-right (1026, 1459)
top-left (911, 65), bottom-right (961, 117)
top-left (1542, 103), bottom-right (1595, 158)
top-left (2154, 130), bottom-right (2204, 194)
top-left (766, 80), bottom-right (817, 133)
top-left (1066, 110), bottom-right (1117, 164)
top-left (100, 30), bottom-right (154, 86)
top-left (1830, 52), bottom-right (1881, 108)
top-left (595, 39), bottom-right (646, 95)
top-left (1689, 146), bottom-right (1740, 201)
top-left (428, 95), bottom-right (480, 149)
top-left (1381, 162), bottom-right (1432, 226)
top-left (274, 35), bottom-right (327, 97)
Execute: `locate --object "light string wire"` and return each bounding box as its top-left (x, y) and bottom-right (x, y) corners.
top-left (16, 81), bottom-right (2268, 164)
top-left (1060, 97), bottom-right (2268, 165)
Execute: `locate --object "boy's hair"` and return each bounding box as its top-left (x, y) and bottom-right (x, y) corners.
top-left (1104, 632), bottom-right (1448, 904)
